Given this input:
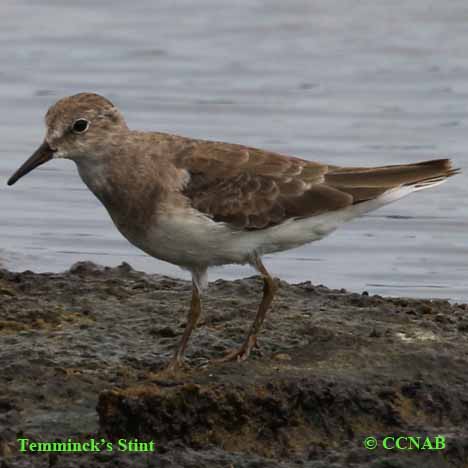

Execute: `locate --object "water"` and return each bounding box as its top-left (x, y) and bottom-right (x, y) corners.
top-left (1, 0), bottom-right (467, 301)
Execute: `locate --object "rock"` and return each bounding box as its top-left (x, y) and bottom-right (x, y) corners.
top-left (0, 263), bottom-right (467, 467)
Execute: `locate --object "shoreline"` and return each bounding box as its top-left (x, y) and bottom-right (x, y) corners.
top-left (1, 261), bottom-right (467, 467)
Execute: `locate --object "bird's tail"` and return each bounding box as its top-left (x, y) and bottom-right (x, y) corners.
top-left (325, 158), bottom-right (460, 203)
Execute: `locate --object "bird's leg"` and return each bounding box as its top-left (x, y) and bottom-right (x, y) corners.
top-left (166, 280), bottom-right (202, 371)
top-left (216, 256), bottom-right (278, 363)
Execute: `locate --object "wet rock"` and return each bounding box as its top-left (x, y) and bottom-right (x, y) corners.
top-left (69, 261), bottom-right (105, 275)
top-left (0, 262), bottom-right (467, 467)
top-left (149, 326), bottom-right (178, 338)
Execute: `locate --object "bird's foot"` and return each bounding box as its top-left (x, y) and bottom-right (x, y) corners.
top-left (147, 356), bottom-right (189, 381)
top-left (165, 356), bottom-right (189, 373)
top-left (213, 335), bottom-right (258, 363)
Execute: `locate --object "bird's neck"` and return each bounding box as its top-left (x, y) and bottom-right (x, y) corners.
top-left (75, 153), bottom-right (159, 238)
top-left (75, 156), bottom-right (113, 198)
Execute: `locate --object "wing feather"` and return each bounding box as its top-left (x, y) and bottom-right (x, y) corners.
top-left (172, 139), bottom-right (457, 230)
top-left (174, 141), bottom-right (350, 230)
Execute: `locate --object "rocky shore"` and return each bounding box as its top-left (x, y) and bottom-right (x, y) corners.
top-left (1, 261), bottom-right (467, 467)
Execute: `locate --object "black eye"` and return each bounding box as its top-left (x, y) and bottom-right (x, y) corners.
top-left (72, 119), bottom-right (90, 134)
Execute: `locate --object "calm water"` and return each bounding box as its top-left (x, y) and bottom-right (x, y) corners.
top-left (1, 0), bottom-right (467, 301)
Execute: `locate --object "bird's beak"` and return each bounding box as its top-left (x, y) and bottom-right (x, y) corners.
top-left (7, 141), bottom-right (55, 186)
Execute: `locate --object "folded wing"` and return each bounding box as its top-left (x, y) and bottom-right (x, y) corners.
top-left (174, 140), bottom-right (458, 230)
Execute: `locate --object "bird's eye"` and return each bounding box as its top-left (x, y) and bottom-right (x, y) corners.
top-left (72, 119), bottom-right (90, 134)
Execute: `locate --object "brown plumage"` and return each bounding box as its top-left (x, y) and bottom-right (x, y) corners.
top-left (174, 139), bottom-right (458, 230)
top-left (7, 93), bottom-right (460, 371)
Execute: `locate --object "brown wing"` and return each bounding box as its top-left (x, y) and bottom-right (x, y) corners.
top-left (173, 140), bottom-right (350, 230)
top-left (173, 139), bottom-right (457, 230)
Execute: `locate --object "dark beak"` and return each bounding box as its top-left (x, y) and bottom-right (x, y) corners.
top-left (7, 141), bottom-right (55, 186)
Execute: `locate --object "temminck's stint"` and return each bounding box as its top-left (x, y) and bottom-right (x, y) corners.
top-left (7, 93), bottom-right (460, 370)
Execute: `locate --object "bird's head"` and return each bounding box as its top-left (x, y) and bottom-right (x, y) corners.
top-left (8, 93), bottom-right (128, 185)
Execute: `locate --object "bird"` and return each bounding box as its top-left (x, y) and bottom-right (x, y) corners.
top-left (7, 92), bottom-right (459, 370)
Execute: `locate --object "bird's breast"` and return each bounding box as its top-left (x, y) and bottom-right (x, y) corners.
top-left (76, 159), bottom-right (160, 238)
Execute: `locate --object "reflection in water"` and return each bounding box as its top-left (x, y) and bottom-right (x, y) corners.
top-left (0, 0), bottom-right (467, 301)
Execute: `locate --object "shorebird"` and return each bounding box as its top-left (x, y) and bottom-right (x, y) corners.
top-left (7, 93), bottom-right (459, 370)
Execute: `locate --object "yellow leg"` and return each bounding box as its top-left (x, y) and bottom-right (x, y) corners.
top-left (216, 256), bottom-right (278, 362)
top-left (166, 281), bottom-right (201, 371)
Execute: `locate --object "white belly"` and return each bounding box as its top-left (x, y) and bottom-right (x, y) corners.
top-left (134, 207), bottom-right (353, 268)
top-left (132, 185), bottom-right (416, 268)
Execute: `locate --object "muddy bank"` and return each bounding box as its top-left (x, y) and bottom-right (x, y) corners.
top-left (1, 261), bottom-right (467, 467)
